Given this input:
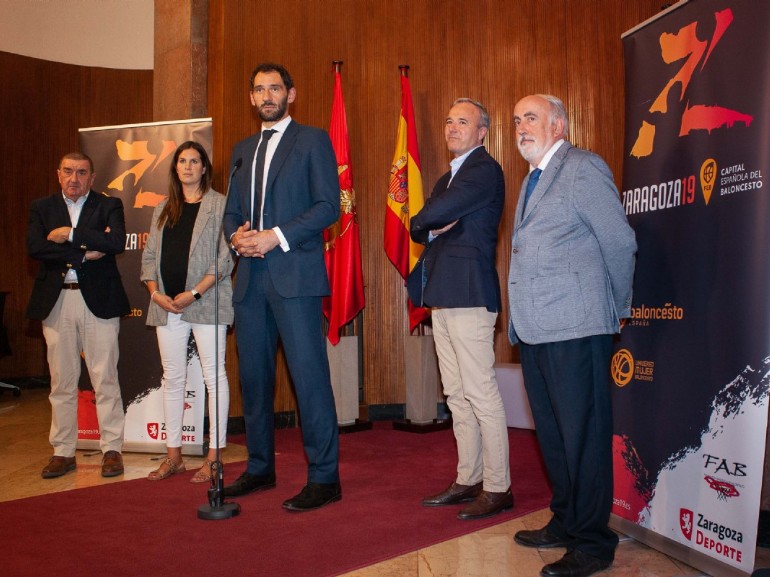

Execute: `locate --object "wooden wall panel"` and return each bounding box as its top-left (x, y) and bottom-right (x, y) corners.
top-left (1, 0), bottom-right (665, 420)
top-left (0, 52), bottom-right (153, 379)
top-left (207, 0), bottom-right (664, 412)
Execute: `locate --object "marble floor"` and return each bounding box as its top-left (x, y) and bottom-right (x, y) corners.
top-left (0, 388), bottom-right (763, 577)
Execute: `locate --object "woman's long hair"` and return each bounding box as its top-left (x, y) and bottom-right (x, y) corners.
top-left (157, 141), bottom-right (213, 229)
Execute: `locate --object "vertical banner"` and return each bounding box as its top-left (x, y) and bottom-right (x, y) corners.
top-left (613, 1), bottom-right (770, 575)
top-left (78, 119), bottom-right (213, 455)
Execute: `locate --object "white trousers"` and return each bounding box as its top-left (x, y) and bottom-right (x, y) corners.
top-left (43, 289), bottom-right (124, 456)
top-left (432, 307), bottom-right (510, 492)
top-left (156, 313), bottom-right (229, 449)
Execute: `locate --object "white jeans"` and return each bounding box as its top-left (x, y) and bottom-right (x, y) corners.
top-left (156, 313), bottom-right (229, 449)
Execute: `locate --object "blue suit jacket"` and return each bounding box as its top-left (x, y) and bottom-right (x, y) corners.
top-left (507, 142), bottom-right (637, 345)
top-left (223, 120), bottom-right (340, 302)
top-left (407, 146), bottom-right (505, 312)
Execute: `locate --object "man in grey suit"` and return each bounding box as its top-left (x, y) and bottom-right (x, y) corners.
top-left (508, 94), bottom-right (636, 577)
top-left (222, 63), bottom-right (341, 512)
top-left (408, 98), bottom-right (512, 520)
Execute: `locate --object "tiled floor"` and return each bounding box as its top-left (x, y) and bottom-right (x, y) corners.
top-left (0, 388), bottom-right (762, 576)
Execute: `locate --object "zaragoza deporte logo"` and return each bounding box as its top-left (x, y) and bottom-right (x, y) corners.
top-left (630, 8), bottom-right (753, 159)
top-left (611, 349), bottom-right (634, 387)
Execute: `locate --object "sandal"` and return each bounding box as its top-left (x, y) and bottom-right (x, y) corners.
top-left (190, 460), bottom-right (214, 484)
top-left (147, 457), bottom-right (186, 481)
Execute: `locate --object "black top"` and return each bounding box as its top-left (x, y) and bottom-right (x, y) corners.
top-left (160, 202), bottom-right (199, 298)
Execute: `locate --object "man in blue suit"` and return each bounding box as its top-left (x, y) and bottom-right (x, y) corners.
top-left (408, 98), bottom-right (512, 520)
top-left (508, 94), bottom-right (637, 577)
top-left (222, 63), bottom-right (341, 512)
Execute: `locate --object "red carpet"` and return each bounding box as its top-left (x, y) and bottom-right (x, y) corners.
top-left (1, 423), bottom-right (550, 577)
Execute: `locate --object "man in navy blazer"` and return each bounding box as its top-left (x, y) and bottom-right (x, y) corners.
top-left (408, 98), bottom-right (512, 520)
top-left (508, 95), bottom-right (637, 577)
top-left (27, 152), bottom-right (130, 479)
top-left (222, 63), bottom-right (341, 512)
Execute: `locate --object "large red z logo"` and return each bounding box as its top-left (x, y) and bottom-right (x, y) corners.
top-left (631, 9), bottom-right (752, 158)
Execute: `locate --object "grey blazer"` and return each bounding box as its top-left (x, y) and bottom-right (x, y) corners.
top-left (141, 189), bottom-right (234, 327)
top-left (507, 142), bottom-right (637, 345)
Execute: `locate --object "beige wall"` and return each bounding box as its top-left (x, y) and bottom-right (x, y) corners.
top-left (0, 0), bottom-right (153, 69)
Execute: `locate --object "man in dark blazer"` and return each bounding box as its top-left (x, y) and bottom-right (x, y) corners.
top-left (27, 152), bottom-right (130, 479)
top-left (408, 98), bottom-right (512, 520)
top-left (222, 63), bottom-right (341, 512)
top-left (508, 94), bottom-right (637, 577)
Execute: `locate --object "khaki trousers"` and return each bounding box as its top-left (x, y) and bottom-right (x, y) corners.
top-left (432, 307), bottom-right (510, 492)
top-left (43, 289), bottom-right (124, 456)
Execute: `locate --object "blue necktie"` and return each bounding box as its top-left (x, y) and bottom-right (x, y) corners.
top-left (522, 168), bottom-right (542, 213)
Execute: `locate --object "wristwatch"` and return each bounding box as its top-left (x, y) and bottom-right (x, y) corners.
top-left (191, 288), bottom-right (201, 300)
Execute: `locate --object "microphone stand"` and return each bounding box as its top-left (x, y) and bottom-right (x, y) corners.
top-left (198, 159), bottom-right (242, 520)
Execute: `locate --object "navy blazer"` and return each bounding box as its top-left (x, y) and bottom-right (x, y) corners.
top-left (407, 146), bottom-right (505, 312)
top-left (223, 120), bottom-right (340, 302)
top-left (27, 191), bottom-right (130, 320)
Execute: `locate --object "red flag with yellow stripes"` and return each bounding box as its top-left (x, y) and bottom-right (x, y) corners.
top-left (384, 66), bottom-right (430, 332)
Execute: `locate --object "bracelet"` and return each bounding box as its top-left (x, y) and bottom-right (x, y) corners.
top-left (150, 290), bottom-right (159, 303)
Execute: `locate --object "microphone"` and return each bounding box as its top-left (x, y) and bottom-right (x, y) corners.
top-left (226, 158), bottom-right (242, 197)
top-left (197, 156), bottom-right (243, 520)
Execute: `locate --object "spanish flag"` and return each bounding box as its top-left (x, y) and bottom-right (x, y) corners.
top-left (384, 66), bottom-right (430, 331)
top-left (323, 62), bottom-right (365, 345)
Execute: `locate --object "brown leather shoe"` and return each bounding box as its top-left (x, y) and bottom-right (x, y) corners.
top-left (457, 488), bottom-right (514, 520)
top-left (41, 456), bottom-right (76, 479)
top-left (101, 450), bottom-right (124, 477)
top-left (422, 481), bottom-right (483, 507)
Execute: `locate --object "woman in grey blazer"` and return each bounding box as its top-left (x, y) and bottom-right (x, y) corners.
top-left (140, 141), bottom-right (234, 482)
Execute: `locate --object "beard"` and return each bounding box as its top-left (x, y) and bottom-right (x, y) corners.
top-left (517, 138), bottom-right (544, 165)
top-left (258, 94), bottom-right (289, 122)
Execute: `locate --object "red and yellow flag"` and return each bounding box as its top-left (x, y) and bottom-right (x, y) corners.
top-left (384, 66), bottom-right (430, 332)
top-left (323, 63), bottom-right (365, 345)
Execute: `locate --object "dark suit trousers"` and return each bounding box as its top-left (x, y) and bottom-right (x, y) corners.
top-left (234, 258), bottom-right (340, 484)
top-left (519, 334), bottom-right (618, 561)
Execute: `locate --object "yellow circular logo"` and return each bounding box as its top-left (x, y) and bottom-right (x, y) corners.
top-left (612, 349), bottom-right (634, 387)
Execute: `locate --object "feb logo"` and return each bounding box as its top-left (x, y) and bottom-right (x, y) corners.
top-left (147, 422), bottom-right (159, 440)
top-left (700, 159), bottom-right (717, 205)
top-left (680, 508), bottom-right (694, 541)
top-left (611, 349), bottom-right (634, 387)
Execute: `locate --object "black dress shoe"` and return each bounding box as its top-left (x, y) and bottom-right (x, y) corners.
top-left (540, 549), bottom-right (612, 577)
top-left (282, 482), bottom-right (342, 512)
top-left (422, 481), bottom-right (483, 507)
top-left (514, 526), bottom-right (571, 548)
top-left (223, 471), bottom-right (276, 497)
top-left (457, 488), bottom-right (514, 520)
